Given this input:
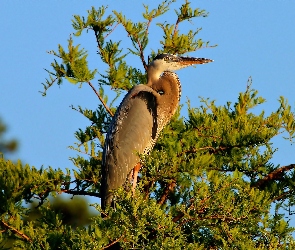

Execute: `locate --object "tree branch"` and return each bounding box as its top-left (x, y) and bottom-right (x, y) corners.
top-left (135, 37), bottom-right (147, 71)
top-left (102, 232), bottom-right (125, 249)
top-left (252, 164), bottom-right (295, 188)
top-left (87, 81), bottom-right (114, 116)
top-left (104, 23), bottom-right (119, 39)
top-left (1, 220), bottom-right (32, 243)
top-left (158, 180), bottom-right (176, 205)
top-left (271, 189), bottom-right (294, 202)
top-left (61, 189), bottom-right (101, 198)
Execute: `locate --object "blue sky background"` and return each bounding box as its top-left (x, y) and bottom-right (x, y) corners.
top-left (1, 0), bottom-right (294, 221)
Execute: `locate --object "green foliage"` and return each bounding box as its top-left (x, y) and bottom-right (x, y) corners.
top-left (158, 1), bottom-right (211, 54)
top-left (40, 37), bottom-right (97, 96)
top-left (1, 1), bottom-right (295, 249)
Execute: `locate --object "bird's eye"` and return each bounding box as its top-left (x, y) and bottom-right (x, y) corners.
top-left (158, 90), bottom-right (164, 95)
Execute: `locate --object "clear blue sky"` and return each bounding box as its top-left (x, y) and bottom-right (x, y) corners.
top-left (0, 0), bottom-right (294, 210)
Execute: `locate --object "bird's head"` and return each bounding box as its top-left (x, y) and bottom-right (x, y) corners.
top-left (147, 53), bottom-right (213, 85)
top-left (150, 53), bottom-right (213, 71)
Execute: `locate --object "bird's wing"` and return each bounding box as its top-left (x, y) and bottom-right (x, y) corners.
top-left (101, 85), bottom-right (159, 207)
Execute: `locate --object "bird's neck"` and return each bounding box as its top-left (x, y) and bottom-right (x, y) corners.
top-left (146, 65), bottom-right (162, 86)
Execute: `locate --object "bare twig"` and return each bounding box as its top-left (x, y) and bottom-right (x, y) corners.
top-left (145, 18), bottom-right (152, 35)
top-left (88, 81), bottom-right (114, 116)
top-left (173, 17), bottom-right (180, 38)
top-left (104, 23), bottom-right (119, 39)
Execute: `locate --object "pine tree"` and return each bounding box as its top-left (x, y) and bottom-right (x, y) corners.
top-left (1, 1), bottom-right (295, 249)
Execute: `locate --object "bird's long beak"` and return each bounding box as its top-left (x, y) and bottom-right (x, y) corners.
top-left (166, 55), bottom-right (213, 71)
top-left (179, 56), bottom-right (213, 66)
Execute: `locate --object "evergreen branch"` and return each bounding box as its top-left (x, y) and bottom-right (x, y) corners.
top-left (177, 145), bottom-right (232, 157)
top-left (113, 12), bottom-right (148, 71)
top-left (0, 220), bottom-right (33, 243)
top-left (172, 211), bottom-right (184, 223)
top-left (272, 190), bottom-right (294, 202)
top-left (40, 76), bottom-right (58, 96)
top-left (94, 30), bottom-right (103, 53)
top-left (87, 81), bottom-right (114, 116)
top-left (252, 164), bottom-right (295, 188)
top-left (102, 233), bottom-right (125, 249)
top-left (61, 189), bottom-right (101, 198)
top-left (172, 181), bottom-right (236, 223)
top-left (179, 140), bottom-right (268, 158)
top-left (143, 0), bottom-right (174, 36)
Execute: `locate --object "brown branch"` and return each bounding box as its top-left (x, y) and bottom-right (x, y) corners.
top-left (104, 23), bottom-right (119, 39)
top-left (158, 181), bottom-right (176, 205)
top-left (87, 81), bottom-right (114, 116)
top-left (137, 39), bottom-right (147, 71)
top-left (173, 17), bottom-right (180, 38)
top-left (145, 19), bottom-right (152, 35)
top-left (1, 220), bottom-right (32, 243)
top-left (271, 189), bottom-right (294, 202)
top-left (127, 28), bottom-right (147, 70)
top-left (172, 211), bottom-right (184, 223)
top-left (144, 179), bottom-right (155, 200)
top-left (252, 164), bottom-right (295, 188)
top-left (102, 233), bottom-right (125, 250)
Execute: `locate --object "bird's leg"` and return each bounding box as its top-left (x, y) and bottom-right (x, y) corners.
top-left (128, 169), bottom-right (133, 182)
top-left (132, 162), bottom-right (142, 195)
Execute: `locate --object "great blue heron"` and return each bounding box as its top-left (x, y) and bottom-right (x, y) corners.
top-left (101, 53), bottom-right (213, 209)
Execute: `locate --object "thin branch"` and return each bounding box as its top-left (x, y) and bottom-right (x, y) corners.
top-left (172, 180), bottom-right (237, 223)
top-left (136, 38), bottom-right (147, 71)
top-left (1, 220), bottom-right (32, 243)
top-left (145, 18), bottom-right (152, 35)
top-left (177, 145), bottom-right (228, 157)
top-left (102, 233), bottom-right (125, 250)
top-left (144, 179), bottom-right (155, 200)
top-left (94, 30), bottom-right (104, 53)
top-left (88, 81), bottom-right (114, 116)
top-left (104, 23), bottom-right (119, 39)
top-left (126, 29), bottom-right (147, 70)
top-left (252, 164), bottom-right (295, 188)
top-left (172, 211), bottom-right (184, 223)
top-left (100, 210), bottom-right (109, 218)
top-left (61, 189), bottom-right (101, 198)
top-left (158, 181), bottom-right (176, 205)
top-left (272, 190), bottom-right (294, 202)
top-left (173, 17), bottom-right (180, 38)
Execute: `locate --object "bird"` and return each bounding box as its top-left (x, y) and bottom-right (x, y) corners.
top-left (101, 53), bottom-right (213, 209)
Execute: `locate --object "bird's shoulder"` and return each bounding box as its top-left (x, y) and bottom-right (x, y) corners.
top-left (116, 84), bottom-right (159, 112)
top-left (107, 85), bottom-right (158, 135)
